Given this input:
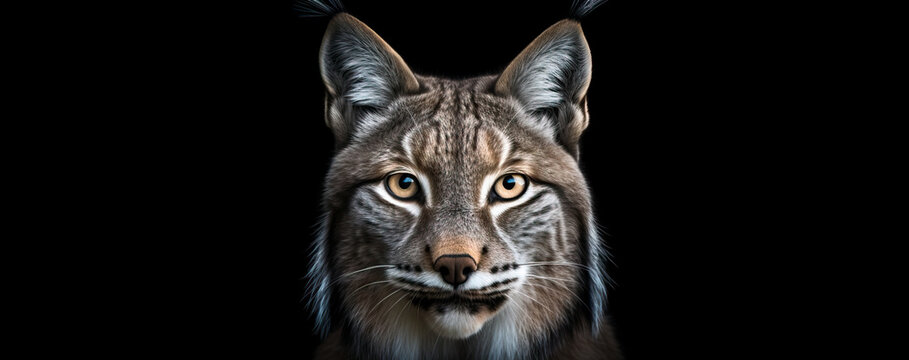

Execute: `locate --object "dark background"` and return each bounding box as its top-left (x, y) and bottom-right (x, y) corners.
top-left (142, 0), bottom-right (796, 358)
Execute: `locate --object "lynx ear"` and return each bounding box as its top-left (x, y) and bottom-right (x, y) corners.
top-left (495, 20), bottom-right (592, 157)
top-left (319, 13), bottom-right (420, 143)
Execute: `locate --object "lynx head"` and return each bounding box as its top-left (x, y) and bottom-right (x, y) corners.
top-left (306, 12), bottom-right (610, 357)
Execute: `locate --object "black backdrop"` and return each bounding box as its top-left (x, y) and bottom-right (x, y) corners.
top-left (147, 0), bottom-right (790, 358)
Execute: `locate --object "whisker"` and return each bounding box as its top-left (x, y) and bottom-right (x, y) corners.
top-left (429, 330), bottom-right (443, 359)
top-left (517, 261), bottom-right (595, 271)
top-left (350, 280), bottom-right (394, 296)
top-left (502, 293), bottom-right (530, 320)
top-left (402, 291), bottom-right (449, 298)
top-left (524, 274), bottom-right (592, 311)
top-left (317, 265), bottom-right (397, 293)
top-left (339, 264), bottom-right (397, 278)
top-left (392, 294), bottom-right (414, 328)
top-left (382, 293), bottom-right (410, 329)
top-left (383, 293), bottom-right (409, 316)
top-left (393, 282), bottom-right (449, 295)
top-left (327, 265), bottom-right (396, 286)
top-left (510, 287), bottom-right (557, 317)
top-left (524, 274), bottom-right (576, 283)
top-left (523, 260), bottom-right (617, 288)
top-left (369, 288), bottom-right (403, 314)
top-left (522, 261), bottom-right (617, 288)
top-left (523, 281), bottom-right (592, 314)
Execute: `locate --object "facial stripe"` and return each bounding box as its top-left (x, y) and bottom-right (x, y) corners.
top-left (489, 186), bottom-right (550, 220)
top-left (460, 267), bottom-right (527, 291)
top-left (387, 268), bottom-right (451, 290)
top-left (371, 181), bottom-right (421, 217)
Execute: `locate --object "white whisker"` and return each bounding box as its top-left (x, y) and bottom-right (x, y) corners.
top-left (518, 261), bottom-right (595, 271)
top-left (392, 294), bottom-right (413, 329)
top-left (523, 281), bottom-right (591, 314)
top-left (369, 288), bottom-right (403, 314)
top-left (330, 265), bottom-right (396, 285)
top-left (510, 288), bottom-right (557, 317)
top-left (502, 293), bottom-right (529, 320)
top-left (524, 274), bottom-right (575, 283)
top-left (350, 280), bottom-right (394, 296)
top-left (340, 264), bottom-right (397, 278)
top-left (380, 293), bottom-right (410, 334)
top-left (429, 330), bottom-right (443, 359)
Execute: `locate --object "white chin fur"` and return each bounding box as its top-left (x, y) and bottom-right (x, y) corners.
top-left (425, 310), bottom-right (488, 339)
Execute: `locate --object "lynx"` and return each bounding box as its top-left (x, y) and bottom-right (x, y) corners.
top-left (304, 2), bottom-right (620, 358)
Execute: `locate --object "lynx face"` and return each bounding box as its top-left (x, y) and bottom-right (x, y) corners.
top-left (307, 13), bottom-right (612, 358)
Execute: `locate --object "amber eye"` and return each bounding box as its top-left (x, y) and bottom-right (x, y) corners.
top-left (493, 174), bottom-right (528, 200)
top-left (385, 173), bottom-right (420, 200)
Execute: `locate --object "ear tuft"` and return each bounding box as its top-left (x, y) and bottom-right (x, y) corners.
top-left (569, 0), bottom-right (609, 20)
top-left (294, 0), bottom-right (345, 18)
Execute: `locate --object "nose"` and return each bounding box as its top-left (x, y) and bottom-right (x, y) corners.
top-left (433, 254), bottom-right (477, 287)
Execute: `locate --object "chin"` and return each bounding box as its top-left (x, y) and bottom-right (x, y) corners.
top-left (422, 304), bottom-right (496, 339)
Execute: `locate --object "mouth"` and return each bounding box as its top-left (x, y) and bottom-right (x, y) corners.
top-left (387, 272), bottom-right (521, 338)
top-left (409, 292), bottom-right (509, 314)
top-left (404, 287), bottom-right (513, 339)
top-left (396, 277), bottom-right (515, 313)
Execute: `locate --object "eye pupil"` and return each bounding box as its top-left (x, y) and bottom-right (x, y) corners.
top-left (399, 176), bottom-right (414, 189)
top-left (503, 176), bottom-right (515, 190)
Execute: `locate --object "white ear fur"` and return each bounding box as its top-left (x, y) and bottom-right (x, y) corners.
top-left (319, 13), bottom-right (419, 108)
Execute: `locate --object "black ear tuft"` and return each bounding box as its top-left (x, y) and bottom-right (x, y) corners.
top-left (295, 0), bottom-right (345, 18)
top-left (569, 0), bottom-right (608, 20)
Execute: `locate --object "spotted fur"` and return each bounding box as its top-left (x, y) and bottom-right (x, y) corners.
top-left (305, 10), bottom-right (620, 360)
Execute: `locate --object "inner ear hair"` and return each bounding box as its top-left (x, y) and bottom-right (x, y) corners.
top-left (319, 13), bottom-right (419, 106)
top-left (319, 13), bottom-right (420, 144)
top-left (494, 19), bottom-right (593, 155)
